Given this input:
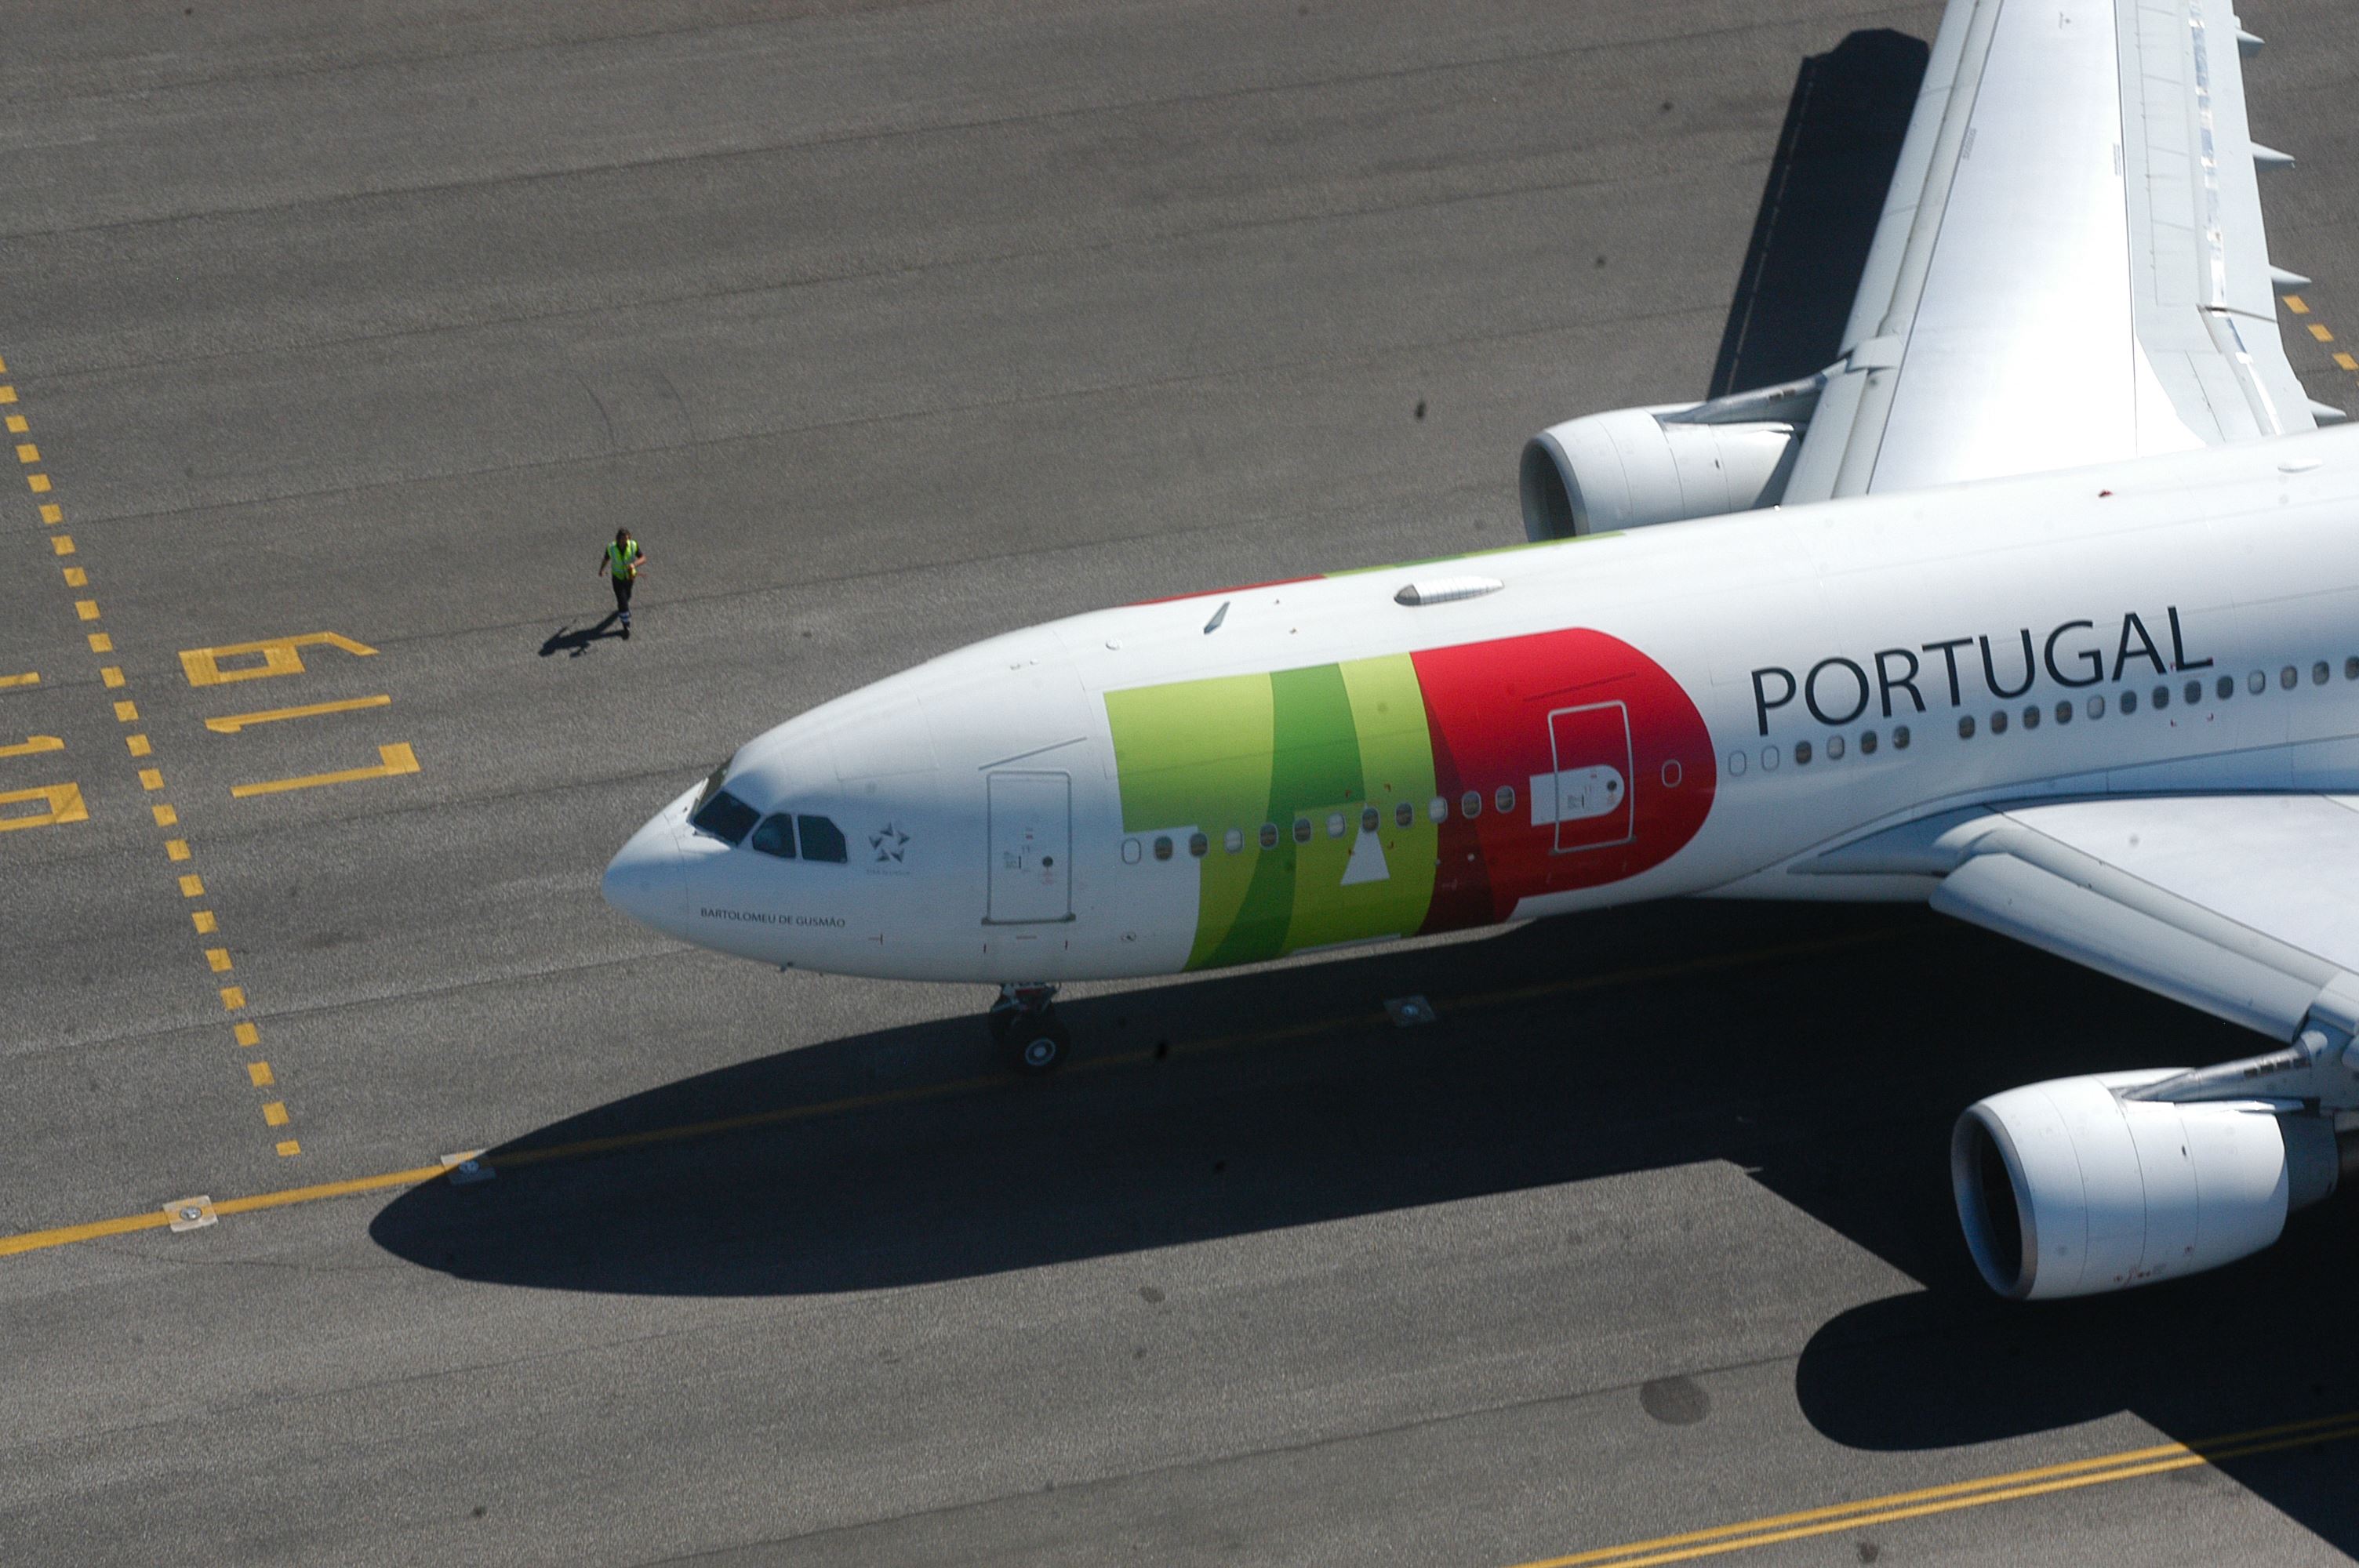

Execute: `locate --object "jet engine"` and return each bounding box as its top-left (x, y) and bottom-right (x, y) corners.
top-left (1518, 374), bottom-right (1821, 541)
top-left (1951, 1069), bottom-right (2354, 1300)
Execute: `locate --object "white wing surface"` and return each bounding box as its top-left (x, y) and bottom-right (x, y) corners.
top-left (1785, 0), bottom-right (2323, 503)
top-left (1812, 797), bottom-right (2359, 1040)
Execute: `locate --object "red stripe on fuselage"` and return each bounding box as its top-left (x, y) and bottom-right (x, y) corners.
top-left (1409, 628), bottom-right (1715, 932)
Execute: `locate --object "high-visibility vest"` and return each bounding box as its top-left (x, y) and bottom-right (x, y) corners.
top-left (607, 539), bottom-right (641, 579)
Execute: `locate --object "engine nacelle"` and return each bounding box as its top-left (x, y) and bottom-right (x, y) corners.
top-left (1519, 406), bottom-right (1800, 541)
top-left (1951, 1070), bottom-right (2345, 1300)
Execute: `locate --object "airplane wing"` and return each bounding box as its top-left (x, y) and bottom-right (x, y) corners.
top-left (1783, 0), bottom-right (2331, 503)
top-left (1807, 795), bottom-right (2359, 1041)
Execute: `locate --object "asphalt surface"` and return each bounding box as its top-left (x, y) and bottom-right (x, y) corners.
top-left (3, 2), bottom-right (2358, 1563)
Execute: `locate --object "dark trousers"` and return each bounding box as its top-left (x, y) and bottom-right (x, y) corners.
top-left (612, 575), bottom-right (634, 617)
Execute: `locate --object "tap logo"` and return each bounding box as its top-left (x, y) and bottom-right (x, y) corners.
top-left (870, 823), bottom-right (911, 863)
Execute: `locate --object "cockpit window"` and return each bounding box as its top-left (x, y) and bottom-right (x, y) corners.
top-left (690, 789), bottom-right (759, 846)
top-left (797, 815), bottom-right (849, 864)
top-left (750, 814), bottom-right (797, 859)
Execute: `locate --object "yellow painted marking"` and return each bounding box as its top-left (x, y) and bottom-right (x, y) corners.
top-left (100, 666), bottom-right (123, 688)
top-left (233, 1022), bottom-right (259, 1047)
top-left (218, 985), bottom-right (245, 1009)
top-left (178, 873), bottom-right (204, 897)
top-left (2287, 294), bottom-right (2311, 314)
top-left (138, 768), bottom-right (163, 791)
top-left (16, 443), bottom-right (38, 464)
top-left (274, 1140), bottom-right (301, 1158)
top-left (0, 735), bottom-right (64, 760)
top-left (113, 700), bottom-right (136, 722)
top-left (191, 910), bottom-right (216, 935)
top-left (2338, 353), bottom-right (2358, 372)
top-left (247, 1062), bottom-right (273, 1087)
top-left (73, 600), bottom-right (98, 621)
top-left (205, 695), bottom-right (391, 733)
top-left (2310, 322), bottom-right (2335, 343)
top-left (51, 535), bottom-right (73, 555)
top-left (0, 673), bottom-right (35, 688)
top-left (0, 782), bottom-right (86, 832)
top-left (152, 804), bottom-right (177, 826)
top-left (60, 567), bottom-right (85, 587)
top-left (261, 1101), bottom-right (287, 1127)
top-left (125, 734), bottom-right (151, 757)
top-left (0, 385), bottom-right (14, 403)
top-left (1507, 1414), bottom-right (2359, 1568)
top-left (27, 474), bottom-right (49, 494)
top-left (231, 741), bottom-right (419, 799)
top-left (38, 503), bottom-right (59, 524)
top-left (165, 837), bottom-right (190, 861)
top-left (180, 632), bottom-right (376, 688)
top-left (0, 1208), bottom-right (170, 1255)
top-left (4, 415), bottom-right (23, 434)
top-left (205, 947), bottom-right (233, 973)
top-left (86, 632), bottom-right (110, 652)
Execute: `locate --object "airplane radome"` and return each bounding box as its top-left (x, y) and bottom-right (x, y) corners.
top-left (609, 0), bottom-right (2359, 1304)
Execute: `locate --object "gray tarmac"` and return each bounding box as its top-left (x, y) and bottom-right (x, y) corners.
top-left (2, 1), bottom-right (2357, 1563)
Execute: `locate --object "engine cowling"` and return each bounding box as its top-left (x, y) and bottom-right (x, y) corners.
top-left (1519, 406), bottom-right (1800, 540)
top-left (1950, 1070), bottom-right (2344, 1300)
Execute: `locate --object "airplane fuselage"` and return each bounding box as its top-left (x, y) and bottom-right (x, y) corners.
top-left (605, 427), bottom-right (2359, 985)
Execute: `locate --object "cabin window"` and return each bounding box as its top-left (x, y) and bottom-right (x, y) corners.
top-left (1495, 785), bottom-right (1516, 814)
top-left (1428, 796), bottom-right (1448, 824)
top-left (1990, 710), bottom-right (2008, 734)
top-left (2248, 670), bottom-right (2266, 695)
top-left (1826, 735), bottom-right (1845, 759)
top-left (1259, 822), bottom-right (1280, 850)
top-left (2217, 675), bottom-right (2234, 701)
top-left (1892, 724), bottom-right (1911, 749)
top-left (2346, 657), bottom-right (2358, 681)
top-left (1293, 817), bottom-right (1313, 844)
top-left (2281, 666), bottom-right (2299, 690)
top-left (1859, 730), bottom-right (1877, 755)
top-left (2021, 706), bottom-right (2039, 731)
top-left (1395, 801), bottom-right (1414, 829)
top-left (2151, 684), bottom-right (2169, 710)
top-left (796, 815), bottom-right (849, 863)
top-left (1460, 790), bottom-right (1482, 818)
top-left (750, 814), bottom-right (798, 858)
top-left (1361, 806), bottom-right (1380, 834)
top-left (2315, 661), bottom-right (2332, 686)
top-left (1121, 838), bottom-right (1142, 864)
top-left (1153, 836), bottom-right (1174, 862)
top-left (2120, 688), bottom-right (2137, 714)
top-left (1761, 746), bottom-right (1780, 770)
top-left (2086, 695), bottom-right (2104, 720)
top-left (1225, 827), bottom-right (1244, 854)
top-left (1188, 832), bottom-right (1209, 858)
top-left (2055, 699), bottom-right (2073, 724)
top-left (1728, 750), bottom-right (1748, 775)
top-left (1794, 740), bottom-right (1813, 764)
top-left (2186, 680), bottom-right (2205, 705)
top-left (1957, 715), bottom-right (1976, 739)
top-left (1326, 811), bottom-right (1346, 839)
top-left (690, 789), bottom-right (759, 846)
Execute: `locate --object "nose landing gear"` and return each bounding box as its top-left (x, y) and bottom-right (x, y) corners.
top-left (989, 982), bottom-right (1067, 1074)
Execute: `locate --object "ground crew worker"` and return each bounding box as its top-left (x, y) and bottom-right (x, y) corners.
top-left (601, 527), bottom-right (645, 637)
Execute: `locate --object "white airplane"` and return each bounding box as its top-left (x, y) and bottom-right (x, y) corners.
top-left (606, 0), bottom-right (2359, 1301)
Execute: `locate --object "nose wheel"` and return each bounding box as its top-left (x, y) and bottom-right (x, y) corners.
top-left (989, 983), bottom-right (1067, 1075)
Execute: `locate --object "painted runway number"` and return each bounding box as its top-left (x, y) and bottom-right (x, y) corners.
top-left (181, 630), bottom-right (420, 799)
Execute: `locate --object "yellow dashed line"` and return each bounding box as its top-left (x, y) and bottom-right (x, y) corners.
top-left (72, 599), bottom-right (98, 621)
top-left (0, 385), bottom-right (14, 403)
top-left (0, 672), bottom-right (36, 689)
top-left (138, 768), bottom-right (163, 790)
top-left (247, 1062), bottom-right (274, 1087)
top-left (85, 631), bottom-right (109, 652)
top-left (274, 1140), bottom-right (301, 1158)
top-left (2, 416), bottom-right (22, 434)
top-left (2309, 322), bottom-right (2335, 343)
top-left (152, 804), bottom-right (178, 826)
top-left (26, 474), bottom-right (48, 494)
top-left (165, 838), bottom-right (191, 861)
top-left (2286, 293), bottom-right (2311, 314)
top-left (261, 1102), bottom-right (287, 1127)
top-left (38, 503), bottom-right (59, 524)
top-left (49, 535), bottom-right (71, 555)
top-left (125, 734), bottom-right (151, 757)
top-left (177, 874), bottom-right (204, 898)
top-left (113, 700), bottom-right (137, 722)
top-left (100, 665), bottom-right (123, 688)
top-left (234, 1022), bottom-right (259, 1047)
top-left (204, 948), bottom-right (233, 974)
top-left (60, 566), bottom-right (85, 587)
top-left (219, 985), bottom-right (245, 1009)
top-left (2337, 353), bottom-right (2357, 372)
top-left (16, 443), bottom-right (39, 464)
top-left (191, 911), bottom-right (216, 935)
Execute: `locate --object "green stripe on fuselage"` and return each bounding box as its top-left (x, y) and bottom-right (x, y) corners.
top-left (1107, 654), bottom-right (1441, 971)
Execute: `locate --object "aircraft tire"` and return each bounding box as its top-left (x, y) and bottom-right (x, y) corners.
top-left (1003, 1013), bottom-right (1070, 1076)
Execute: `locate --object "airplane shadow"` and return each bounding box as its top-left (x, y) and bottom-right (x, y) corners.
top-left (540, 612), bottom-right (625, 657)
top-left (1710, 29), bottom-right (1928, 397)
top-left (370, 895), bottom-right (2359, 1547)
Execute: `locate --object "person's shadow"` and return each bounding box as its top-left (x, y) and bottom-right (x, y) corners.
top-left (540, 612), bottom-right (624, 658)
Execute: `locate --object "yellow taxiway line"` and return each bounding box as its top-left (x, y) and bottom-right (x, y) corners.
top-left (1512, 1411), bottom-right (2359, 1568)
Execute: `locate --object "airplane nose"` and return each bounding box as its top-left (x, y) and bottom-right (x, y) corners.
top-left (602, 809), bottom-right (689, 936)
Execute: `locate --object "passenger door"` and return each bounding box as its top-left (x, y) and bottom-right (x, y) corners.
top-left (986, 771), bottom-right (1072, 924)
top-left (1536, 702), bottom-right (1634, 852)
